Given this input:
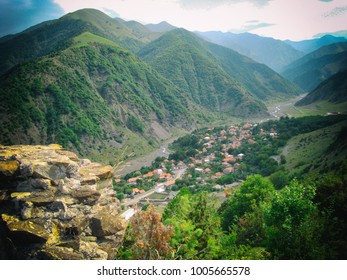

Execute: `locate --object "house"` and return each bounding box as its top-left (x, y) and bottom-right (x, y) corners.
top-left (131, 188), bottom-right (140, 194)
top-left (165, 179), bottom-right (175, 186)
top-left (143, 171), bottom-right (154, 178)
top-left (223, 167), bottom-right (234, 174)
top-left (213, 184), bottom-right (223, 190)
top-left (156, 187), bottom-right (166, 193)
top-left (237, 153), bottom-right (245, 159)
top-left (214, 172), bottom-right (223, 178)
top-left (195, 168), bottom-right (204, 173)
top-left (153, 169), bottom-right (163, 175)
top-left (159, 173), bottom-right (172, 179)
top-left (121, 208), bottom-right (136, 220)
top-left (224, 156), bottom-right (236, 163)
top-left (127, 177), bottom-right (139, 184)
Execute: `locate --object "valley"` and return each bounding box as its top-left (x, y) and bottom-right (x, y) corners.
top-left (1, 7), bottom-right (347, 261)
top-left (115, 93), bottom-right (308, 177)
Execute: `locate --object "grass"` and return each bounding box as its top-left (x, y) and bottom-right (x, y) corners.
top-left (296, 101), bottom-right (347, 115)
top-left (72, 32), bottom-right (119, 48)
top-left (282, 120), bottom-right (347, 177)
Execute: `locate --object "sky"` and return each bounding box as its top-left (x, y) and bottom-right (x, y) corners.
top-left (0, 0), bottom-right (346, 40)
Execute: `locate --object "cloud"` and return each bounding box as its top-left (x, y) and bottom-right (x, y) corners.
top-left (0, 0), bottom-right (64, 37)
top-left (229, 20), bottom-right (275, 33)
top-left (179, 0), bottom-right (272, 9)
top-left (323, 6), bottom-right (347, 17)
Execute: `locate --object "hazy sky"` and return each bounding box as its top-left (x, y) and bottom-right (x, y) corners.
top-left (0, 0), bottom-right (346, 40)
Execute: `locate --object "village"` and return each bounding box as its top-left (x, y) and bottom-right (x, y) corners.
top-left (114, 122), bottom-right (279, 219)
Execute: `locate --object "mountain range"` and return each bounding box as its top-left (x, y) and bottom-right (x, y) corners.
top-left (285, 35), bottom-right (347, 54)
top-left (0, 8), bottom-right (345, 162)
top-left (282, 42), bottom-right (347, 92)
top-left (196, 31), bottom-right (304, 72)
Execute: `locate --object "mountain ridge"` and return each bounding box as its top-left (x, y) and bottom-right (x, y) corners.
top-left (196, 31), bottom-right (304, 72)
top-left (0, 31), bottom-right (211, 163)
top-left (140, 28), bottom-right (302, 105)
top-left (138, 28), bottom-right (268, 117)
top-left (295, 69), bottom-right (347, 107)
top-left (282, 42), bottom-right (347, 92)
top-left (285, 34), bottom-right (347, 54)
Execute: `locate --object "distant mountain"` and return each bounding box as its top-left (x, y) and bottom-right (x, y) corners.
top-left (145, 21), bottom-right (177, 33)
top-left (138, 29), bottom-right (268, 117)
top-left (0, 31), bottom-right (208, 163)
top-left (285, 35), bottom-right (347, 54)
top-left (295, 70), bottom-right (347, 107)
top-left (139, 29), bottom-right (301, 106)
top-left (196, 31), bottom-right (304, 72)
top-left (116, 18), bottom-right (161, 43)
top-left (282, 42), bottom-right (347, 92)
top-left (205, 43), bottom-right (303, 101)
top-left (0, 9), bottom-right (158, 76)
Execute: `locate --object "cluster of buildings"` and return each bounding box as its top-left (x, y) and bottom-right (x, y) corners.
top-left (117, 122), bottom-right (278, 201)
top-left (184, 123), bottom-right (258, 179)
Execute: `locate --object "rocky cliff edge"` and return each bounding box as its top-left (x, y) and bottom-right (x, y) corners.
top-left (0, 144), bottom-right (125, 260)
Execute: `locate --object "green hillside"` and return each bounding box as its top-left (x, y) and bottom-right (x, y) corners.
top-left (295, 70), bottom-right (347, 110)
top-left (0, 9), bottom-right (157, 76)
top-left (138, 29), bottom-right (269, 117)
top-left (0, 32), bottom-right (209, 163)
top-left (282, 119), bottom-right (347, 178)
top-left (206, 43), bottom-right (303, 102)
top-left (282, 42), bottom-right (347, 92)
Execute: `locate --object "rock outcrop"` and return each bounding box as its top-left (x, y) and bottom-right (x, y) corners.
top-left (0, 144), bottom-right (125, 260)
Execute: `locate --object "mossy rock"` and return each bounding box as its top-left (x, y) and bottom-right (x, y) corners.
top-left (0, 160), bottom-right (20, 176)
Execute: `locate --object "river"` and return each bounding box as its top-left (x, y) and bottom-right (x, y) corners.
top-left (113, 137), bottom-right (175, 177)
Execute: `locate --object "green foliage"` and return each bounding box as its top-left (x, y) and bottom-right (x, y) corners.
top-left (138, 29), bottom-right (267, 117)
top-left (269, 170), bottom-right (289, 189)
top-left (163, 191), bottom-right (223, 259)
top-left (126, 113), bottom-right (144, 133)
top-left (206, 42), bottom-right (302, 101)
top-left (220, 175), bottom-right (275, 231)
top-left (309, 171), bottom-right (347, 259)
top-left (282, 43), bottom-right (347, 92)
top-left (0, 32), bottom-right (201, 162)
top-left (263, 180), bottom-right (318, 259)
top-left (169, 134), bottom-right (201, 161)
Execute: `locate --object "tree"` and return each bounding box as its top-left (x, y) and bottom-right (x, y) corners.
top-left (269, 170), bottom-right (289, 190)
top-left (117, 206), bottom-right (174, 259)
top-left (163, 190), bottom-right (223, 259)
top-left (263, 179), bottom-right (318, 259)
top-left (220, 175), bottom-right (275, 231)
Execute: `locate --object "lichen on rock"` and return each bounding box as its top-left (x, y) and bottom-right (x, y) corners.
top-left (0, 144), bottom-right (125, 260)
